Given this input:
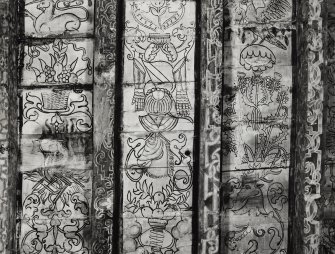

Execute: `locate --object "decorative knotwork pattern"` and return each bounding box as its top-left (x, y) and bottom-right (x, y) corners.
top-left (302, 0), bottom-right (324, 253)
top-left (199, 0), bottom-right (223, 253)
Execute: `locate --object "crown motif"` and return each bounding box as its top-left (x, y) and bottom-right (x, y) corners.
top-left (41, 90), bottom-right (70, 111)
top-left (131, 0), bottom-right (186, 33)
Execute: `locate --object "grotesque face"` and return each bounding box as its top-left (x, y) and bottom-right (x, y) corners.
top-left (238, 182), bottom-right (263, 202)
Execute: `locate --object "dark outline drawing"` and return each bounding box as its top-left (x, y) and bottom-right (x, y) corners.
top-left (122, 1), bottom-right (195, 253)
top-left (25, 0), bottom-right (92, 35)
top-left (25, 39), bottom-right (93, 85)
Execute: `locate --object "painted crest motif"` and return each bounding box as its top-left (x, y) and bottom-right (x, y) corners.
top-left (122, 1), bottom-right (195, 253)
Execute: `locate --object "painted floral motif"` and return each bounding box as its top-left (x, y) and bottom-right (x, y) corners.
top-left (237, 46), bottom-right (290, 169)
top-left (122, 1), bottom-right (195, 253)
top-left (122, 90), bottom-right (193, 253)
top-left (222, 2), bottom-right (292, 252)
top-left (24, 39), bottom-right (93, 85)
top-left (233, 39), bottom-right (291, 171)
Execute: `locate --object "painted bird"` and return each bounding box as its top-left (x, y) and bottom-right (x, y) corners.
top-left (246, 27), bottom-right (289, 50)
top-left (241, 0), bottom-right (291, 23)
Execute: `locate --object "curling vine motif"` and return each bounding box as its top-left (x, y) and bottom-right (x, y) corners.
top-left (20, 89), bottom-right (93, 253)
top-left (23, 89), bottom-right (92, 133)
top-left (25, 0), bottom-right (93, 36)
top-left (21, 168), bottom-right (91, 254)
top-left (222, 1), bottom-right (292, 253)
top-left (122, 1), bottom-right (195, 253)
top-left (200, 0), bottom-right (223, 253)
